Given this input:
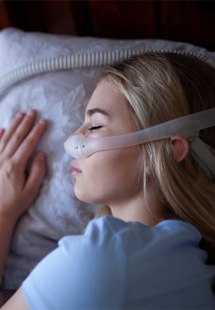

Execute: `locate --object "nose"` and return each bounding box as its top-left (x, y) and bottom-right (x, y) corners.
top-left (64, 125), bottom-right (87, 158)
top-left (64, 134), bottom-right (89, 159)
top-left (73, 124), bottom-right (85, 136)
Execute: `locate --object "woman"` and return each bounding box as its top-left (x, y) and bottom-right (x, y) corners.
top-left (1, 53), bottom-right (215, 309)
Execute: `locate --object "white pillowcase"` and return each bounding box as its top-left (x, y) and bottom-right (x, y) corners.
top-left (0, 28), bottom-right (214, 289)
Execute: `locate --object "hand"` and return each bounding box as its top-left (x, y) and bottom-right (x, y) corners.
top-left (0, 110), bottom-right (47, 224)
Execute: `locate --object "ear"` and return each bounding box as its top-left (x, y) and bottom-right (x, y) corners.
top-left (170, 136), bottom-right (190, 163)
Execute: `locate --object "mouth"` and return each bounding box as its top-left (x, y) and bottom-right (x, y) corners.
top-left (71, 160), bottom-right (82, 176)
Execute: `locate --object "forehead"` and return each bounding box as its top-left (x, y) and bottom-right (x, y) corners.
top-left (86, 79), bottom-right (129, 114)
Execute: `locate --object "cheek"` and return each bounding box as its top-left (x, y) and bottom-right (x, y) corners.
top-left (74, 147), bottom-right (141, 204)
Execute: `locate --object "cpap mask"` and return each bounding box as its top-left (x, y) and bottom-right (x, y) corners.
top-left (64, 108), bottom-right (215, 179)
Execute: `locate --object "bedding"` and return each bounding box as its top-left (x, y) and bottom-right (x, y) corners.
top-left (0, 28), bottom-right (214, 290)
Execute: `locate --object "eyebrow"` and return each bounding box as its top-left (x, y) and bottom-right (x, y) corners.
top-left (86, 108), bottom-right (110, 117)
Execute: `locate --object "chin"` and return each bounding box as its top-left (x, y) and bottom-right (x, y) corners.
top-left (74, 188), bottom-right (95, 204)
top-left (74, 182), bottom-right (108, 205)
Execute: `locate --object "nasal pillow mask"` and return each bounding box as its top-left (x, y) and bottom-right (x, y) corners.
top-left (64, 108), bottom-right (215, 178)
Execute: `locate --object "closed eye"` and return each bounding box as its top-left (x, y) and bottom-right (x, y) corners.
top-left (88, 125), bottom-right (103, 132)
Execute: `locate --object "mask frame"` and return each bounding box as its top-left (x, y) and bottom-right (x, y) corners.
top-left (64, 108), bottom-right (215, 159)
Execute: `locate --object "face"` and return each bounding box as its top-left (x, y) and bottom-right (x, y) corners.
top-left (70, 79), bottom-right (142, 211)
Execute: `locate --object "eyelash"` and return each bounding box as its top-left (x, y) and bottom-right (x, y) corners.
top-left (88, 125), bottom-right (103, 132)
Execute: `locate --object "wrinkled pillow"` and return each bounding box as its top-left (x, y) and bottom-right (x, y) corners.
top-left (0, 28), bottom-right (214, 289)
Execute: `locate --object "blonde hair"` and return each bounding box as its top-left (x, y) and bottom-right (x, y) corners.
top-left (100, 53), bottom-right (215, 263)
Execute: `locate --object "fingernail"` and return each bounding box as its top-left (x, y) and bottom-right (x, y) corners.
top-left (15, 112), bottom-right (24, 119)
top-left (27, 109), bottom-right (35, 116)
top-left (39, 119), bottom-right (48, 126)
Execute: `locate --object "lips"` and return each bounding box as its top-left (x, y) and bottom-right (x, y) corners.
top-left (71, 160), bottom-right (82, 176)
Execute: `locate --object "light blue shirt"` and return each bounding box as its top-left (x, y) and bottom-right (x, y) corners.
top-left (22, 216), bottom-right (215, 309)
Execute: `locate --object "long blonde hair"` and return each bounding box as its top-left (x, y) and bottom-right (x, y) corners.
top-left (101, 53), bottom-right (215, 263)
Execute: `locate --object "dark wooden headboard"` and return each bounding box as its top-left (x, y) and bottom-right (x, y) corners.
top-left (0, 0), bottom-right (215, 50)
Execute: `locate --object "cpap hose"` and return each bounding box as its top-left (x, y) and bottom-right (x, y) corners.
top-left (0, 49), bottom-right (145, 96)
top-left (0, 48), bottom-right (208, 97)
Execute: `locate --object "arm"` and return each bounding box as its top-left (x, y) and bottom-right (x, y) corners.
top-left (0, 110), bottom-right (47, 290)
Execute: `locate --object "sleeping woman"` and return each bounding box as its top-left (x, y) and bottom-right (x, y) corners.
top-left (0, 52), bottom-right (215, 309)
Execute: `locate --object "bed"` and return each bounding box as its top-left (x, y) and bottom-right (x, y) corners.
top-left (0, 0), bottom-right (215, 305)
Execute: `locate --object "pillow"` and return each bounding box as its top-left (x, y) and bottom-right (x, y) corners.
top-left (0, 28), bottom-right (214, 289)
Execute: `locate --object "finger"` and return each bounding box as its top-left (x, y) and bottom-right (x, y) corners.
top-left (13, 119), bottom-right (47, 168)
top-left (0, 112), bottom-right (25, 152)
top-left (24, 152), bottom-right (46, 206)
top-left (1, 109), bottom-right (37, 158)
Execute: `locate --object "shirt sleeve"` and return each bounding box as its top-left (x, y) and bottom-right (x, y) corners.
top-left (22, 217), bottom-right (128, 310)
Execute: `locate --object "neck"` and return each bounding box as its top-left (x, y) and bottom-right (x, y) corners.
top-left (109, 193), bottom-right (164, 226)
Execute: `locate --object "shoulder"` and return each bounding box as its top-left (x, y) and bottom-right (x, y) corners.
top-left (58, 216), bottom-right (130, 264)
top-left (22, 217), bottom-right (131, 309)
top-left (82, 216), bottom-right (202, 246)
top-left (22, 217), bottom-right (214, 309)
top-left (59, 216), bottom-right (202, 261)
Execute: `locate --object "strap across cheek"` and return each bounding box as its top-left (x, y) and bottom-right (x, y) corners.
top-left (64, 108), bottom-right (215, 180)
